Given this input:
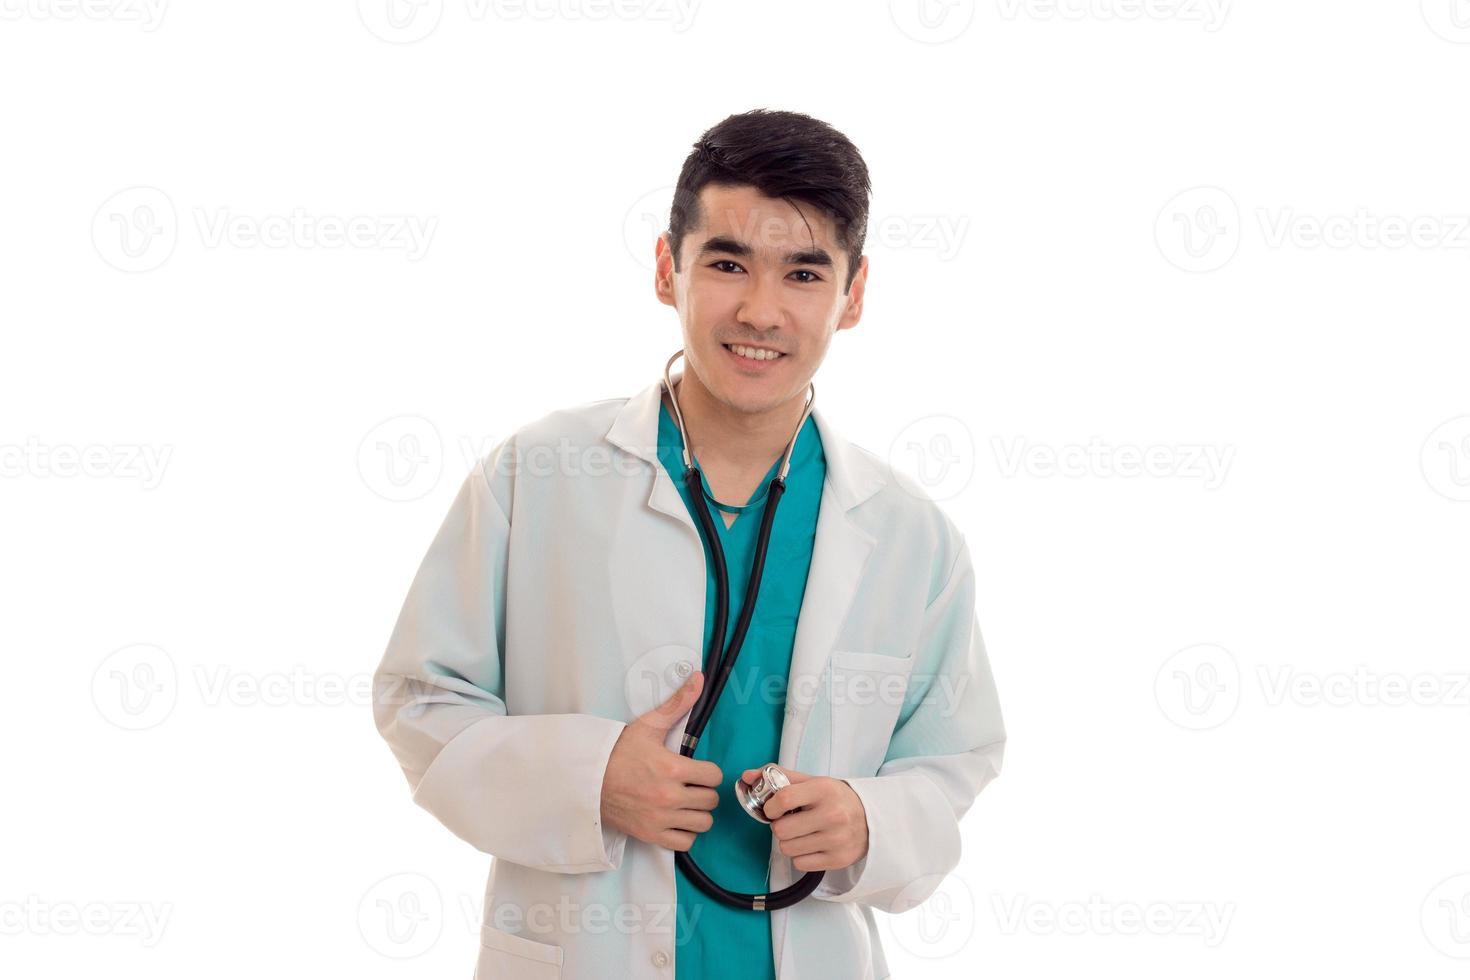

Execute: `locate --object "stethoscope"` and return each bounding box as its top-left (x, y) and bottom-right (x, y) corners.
top-left (661, 349), bottom-right (826, 912)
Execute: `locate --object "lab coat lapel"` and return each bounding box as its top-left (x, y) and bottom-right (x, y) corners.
top-left (604, 376), bottom-right (697, 532)
top-left (777, 414), bottom-right (878, 765)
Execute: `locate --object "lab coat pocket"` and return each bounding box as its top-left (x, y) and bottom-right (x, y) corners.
top-left (825, 650), bottom-right (915, 777)
top-left (474, 923), bottom-right (563, 980)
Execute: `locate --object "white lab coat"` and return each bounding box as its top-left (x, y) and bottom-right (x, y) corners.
top-left (372, 373), bottom-right (1005, 979)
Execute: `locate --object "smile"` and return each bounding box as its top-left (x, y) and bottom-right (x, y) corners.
top-left (723, 343), bottom-right (785, 363)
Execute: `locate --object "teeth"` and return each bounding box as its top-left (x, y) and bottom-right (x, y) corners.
top-left (728, 344), bottom-right (782, 362)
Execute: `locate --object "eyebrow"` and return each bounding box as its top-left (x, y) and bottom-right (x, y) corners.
top-left (697, 235), bottom-right (834, 268)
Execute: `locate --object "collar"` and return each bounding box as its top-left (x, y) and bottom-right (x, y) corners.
top-left (605, 372), bottom-right (886, 513)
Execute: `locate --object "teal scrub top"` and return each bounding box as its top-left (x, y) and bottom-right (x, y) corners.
top-left (657, 397), bottom-right (826, 979)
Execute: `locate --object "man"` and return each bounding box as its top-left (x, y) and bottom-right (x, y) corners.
top-left (373, 108), bottom-right (1005, 979)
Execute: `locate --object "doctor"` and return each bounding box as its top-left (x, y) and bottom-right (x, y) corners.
top-left (373, 109), bottom-right (1005, 980)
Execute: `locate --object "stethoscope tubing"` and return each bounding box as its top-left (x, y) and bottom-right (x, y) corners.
top-left (662, 349), bottom-right (824, 911)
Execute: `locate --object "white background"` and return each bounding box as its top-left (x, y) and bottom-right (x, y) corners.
top-left (3, 1), bottom-right (1469, 977)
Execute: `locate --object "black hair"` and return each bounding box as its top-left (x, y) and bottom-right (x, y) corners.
top-left (667, 109), bottom-right (872, 294)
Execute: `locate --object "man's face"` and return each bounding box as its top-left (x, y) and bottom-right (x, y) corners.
top-left (655, 183), bottom-right (867, 416)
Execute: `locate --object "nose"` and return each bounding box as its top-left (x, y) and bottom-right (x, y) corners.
top-left (734, 269), bottom-right (787, 335)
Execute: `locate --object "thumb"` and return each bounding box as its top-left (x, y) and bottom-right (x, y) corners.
top-left (742, 766), bottom-right (810, 785)
top-left (633, 670), bottom-right (704, 736)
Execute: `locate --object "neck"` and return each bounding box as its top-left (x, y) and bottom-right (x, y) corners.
top-left (664, 369), bottom-right (809, 474)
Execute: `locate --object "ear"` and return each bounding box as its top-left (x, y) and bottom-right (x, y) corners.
top-left (654, 232), bottom-right (678, 309)
top-left (835, 253), bottom-right (868, 332)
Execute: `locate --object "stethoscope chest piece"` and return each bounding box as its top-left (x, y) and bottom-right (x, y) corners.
top-left (735, 764), bottom-right (790, 824)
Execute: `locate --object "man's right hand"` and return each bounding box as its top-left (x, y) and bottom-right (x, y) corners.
top-left (600, 670), bottom-right (723, 852)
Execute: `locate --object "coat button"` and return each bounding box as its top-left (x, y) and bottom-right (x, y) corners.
top-left (652, 949), bottom-right (670, 967)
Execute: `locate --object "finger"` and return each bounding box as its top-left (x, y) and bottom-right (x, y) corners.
top-left (744, 765), bottom-right (811, 787)
top-left (770, 809), bottom-right (824, 841)
top-left (763, 781), bottom-right (824, 821)
top-left (672, 757), bottom-right (723, 788)
top-left (634, 671), bottom-right (704, 735)
top-left (777, 829), bottom-right (831, 858)
top-left (666, 808), bottom-right (715, 834)
top-left (675, 785), bottom-right (720, 812)
top-left (791, 851), bottom-right (837, 872)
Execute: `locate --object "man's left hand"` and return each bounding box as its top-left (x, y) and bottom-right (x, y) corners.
top-left (740, 767), bottom-right (869, 873)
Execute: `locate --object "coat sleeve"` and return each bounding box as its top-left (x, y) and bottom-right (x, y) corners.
top-left (810, 533), bottom-right (1005, 911)
top-left (371, 440), bottom-right (631, 874)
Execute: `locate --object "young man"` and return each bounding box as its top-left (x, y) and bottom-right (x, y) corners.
top-left (373, 108), bottom-right (1005, 980)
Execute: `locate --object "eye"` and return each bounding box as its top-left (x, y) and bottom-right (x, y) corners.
top-left (790, 270), bottom-right (822, 284)
top-left (710, 260), bottom-right (745, 274)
